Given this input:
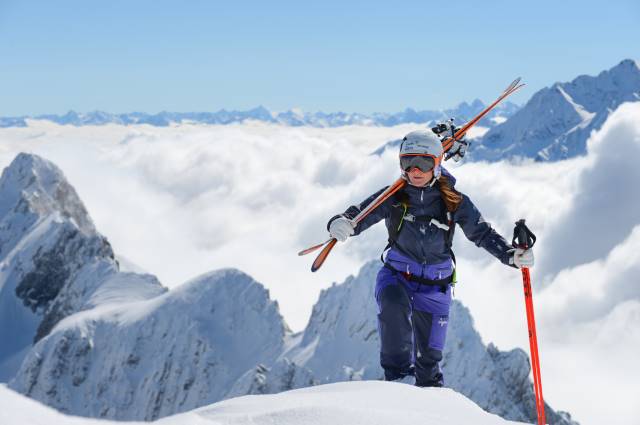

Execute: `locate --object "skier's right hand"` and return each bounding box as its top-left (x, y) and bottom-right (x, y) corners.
top-left (329, 216), bottom-right (355, 242)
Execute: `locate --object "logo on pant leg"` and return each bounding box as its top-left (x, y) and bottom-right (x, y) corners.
top-left (438, 316), bottom-right (448, 327)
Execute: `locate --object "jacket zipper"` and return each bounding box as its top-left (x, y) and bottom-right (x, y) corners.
top-left (420, 188), bottom-right (426, 262)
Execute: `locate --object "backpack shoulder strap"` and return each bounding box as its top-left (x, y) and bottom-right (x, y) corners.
top-left (380, 189), bottom-right (409, 262)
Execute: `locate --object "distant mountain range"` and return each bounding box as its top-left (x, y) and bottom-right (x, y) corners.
top-left (0, 100), bottom-right (519, 129)
top-left (371, 59), bottom-right (640, 161)
top-left (471, 59), bottom-right (640, 161)
top-left (3, 59), bottom-right (637, 163)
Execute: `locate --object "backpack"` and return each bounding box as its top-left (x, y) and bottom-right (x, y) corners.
top-left (381, 188), bottom-right (458, 284)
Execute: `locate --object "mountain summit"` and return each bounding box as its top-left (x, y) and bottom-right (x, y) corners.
top-left (0, 153), bottom-right (95, 235)
top-left (0, 153), bottom-right (165, 381)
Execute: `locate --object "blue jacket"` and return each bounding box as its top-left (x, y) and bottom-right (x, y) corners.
top-left (329, 171), bottom-right (515, 270)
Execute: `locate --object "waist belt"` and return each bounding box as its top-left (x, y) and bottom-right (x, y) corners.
top-left (384, 263), bottom-right (453, 287)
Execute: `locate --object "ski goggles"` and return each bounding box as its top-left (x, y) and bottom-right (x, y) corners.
top-left (399, 155), bottom-right (436, 173)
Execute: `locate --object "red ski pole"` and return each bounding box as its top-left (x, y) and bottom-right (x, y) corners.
top-left (513, 219), bottom-right (546, 425)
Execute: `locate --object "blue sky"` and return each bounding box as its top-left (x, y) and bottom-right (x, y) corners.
top-left (1, 0), bottom-right (638, 115)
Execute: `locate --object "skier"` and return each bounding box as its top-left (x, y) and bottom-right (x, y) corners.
top-left (326, 129), bottom-right (534, 387)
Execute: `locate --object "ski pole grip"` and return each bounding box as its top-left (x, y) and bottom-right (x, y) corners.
top-left (512, 219), bottom-right (536, 249)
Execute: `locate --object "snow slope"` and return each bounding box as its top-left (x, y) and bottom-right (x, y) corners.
top-left (0, 382), bottom-right (528, 425)
top-left (183, 381), bottom-right (528, 425)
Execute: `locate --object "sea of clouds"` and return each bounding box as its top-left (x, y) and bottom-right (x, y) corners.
top-left (0, 102), bottom-right (639, 425)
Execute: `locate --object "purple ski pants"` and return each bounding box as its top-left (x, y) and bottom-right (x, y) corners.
top-left (375, 264), bottom-right (452, 387)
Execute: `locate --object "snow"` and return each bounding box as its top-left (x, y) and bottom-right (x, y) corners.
top-left (0, 382), bottom-right (526, 425)
top-left (0, 384), bottom-right (114, 425)
top-left (491, 116), bottom-right (507, 125)
top-left (187, 382), bottom-right (526, 425)
top-left (0, 215), bottom-right (64, 379)
top-left (115, 255), bottom-right (149, 274)
top-left (555, 85), bottom-right (595, 122)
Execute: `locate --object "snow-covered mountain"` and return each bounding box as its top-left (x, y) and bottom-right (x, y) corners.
top-left (2, 153), bottom-right (574, 423)
top-left (9, 268), bottom-right (314, 420)
top-left (0, 100), bottom-right (518, 128)
top-left (0, 154), bottom-right (313, 420)
top-left (0, 153), bottom-right (165, 381)
top-left (472, 59), bottom-right (640, 161)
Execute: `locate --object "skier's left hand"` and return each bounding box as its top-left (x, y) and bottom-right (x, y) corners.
top-left (510, 248), bottom-right (534, 268)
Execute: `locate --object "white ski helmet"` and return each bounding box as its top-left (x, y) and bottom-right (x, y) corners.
top-left (399, 130), bottom-right (444, 179)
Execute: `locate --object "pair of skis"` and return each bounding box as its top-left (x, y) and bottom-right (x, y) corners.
top-left (298, 77), bottom-right (525, 272)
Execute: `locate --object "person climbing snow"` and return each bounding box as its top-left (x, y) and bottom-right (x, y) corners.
top-left (326, 129), bottom-right (534, 388)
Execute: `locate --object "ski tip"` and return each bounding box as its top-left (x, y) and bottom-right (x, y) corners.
top-left (311, 259), bottom-right (324, 272)
top-left (299, 239), bottom-right (332, 256)
top-left (513, 82), bottom-right (526, 92)
top-left (310, 238), bottom-right (337, 272)
top-left (503, 77), bottom-right (523, 95)
top-left (298, 245), bottom-right (318, 256)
